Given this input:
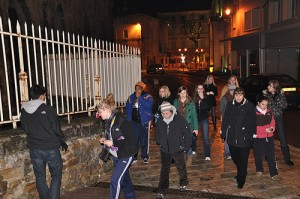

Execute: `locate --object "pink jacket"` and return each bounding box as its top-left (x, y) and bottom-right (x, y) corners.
top-left (256, 108), bottom-right (275, 138)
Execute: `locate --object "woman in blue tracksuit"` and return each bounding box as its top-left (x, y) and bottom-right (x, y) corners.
top-left (98, 94), bottom-right (138, 199)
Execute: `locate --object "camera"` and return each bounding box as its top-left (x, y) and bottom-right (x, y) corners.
top-left (99, 148), bottom-right (111, 162)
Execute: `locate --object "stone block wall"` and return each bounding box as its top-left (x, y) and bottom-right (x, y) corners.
top-left (0, 117), bottom-right (108, 199)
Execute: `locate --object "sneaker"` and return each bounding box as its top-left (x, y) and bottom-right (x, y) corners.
top-left (271, 175), bottom-right (282, 181)
top-left (180, 185), bottom-right (187, 192)
top-left (131, 159), bottom-right (137, 164)
top-left (226, 156), bottom-right (231, 160)
top-left (205, 157), bottom-right (211, 161)
top-left (284, 160), bottom-right (294, 166)
top-left (143, 158), bottom-right (149, 164)
top-left (256, 171), bottom-right (263, 178)
top-left (156, 193), bottom-right (165, 199)
top-left (192, 151), bottom-right (196, 155)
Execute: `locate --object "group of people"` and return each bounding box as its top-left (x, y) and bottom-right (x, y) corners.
top-left (19, 72), bottom-right (294, 198)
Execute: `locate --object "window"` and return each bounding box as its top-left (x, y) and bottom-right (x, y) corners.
top-left (269, 0), bottom-right (296, 24)
top-left (123, 30), bottom-right (128, 39)
top-left (244, 8), bottom-right (261, 31)
top-left (244, 11), bottom-right (251, 30)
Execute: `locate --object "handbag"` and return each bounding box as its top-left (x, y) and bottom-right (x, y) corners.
top-left (98, 148), bottom-right (111, 162)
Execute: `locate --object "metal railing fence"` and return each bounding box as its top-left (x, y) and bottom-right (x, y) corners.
top-left (0, 17), bottom-right (141, 129)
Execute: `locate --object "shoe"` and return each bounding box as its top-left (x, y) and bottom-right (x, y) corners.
top-left (156, 193), bottom-right (165, 199)
top-left (180, 185), bottom-right (187, 192)
top-left (143, 158), bottom-right (149, 164)
top-left (271, 175), bottom-right (282, 181)
top-left (205, 157), bottom-right (211, 161)
top-left (284, 160), bottom-right (294, 166)
top-left (131, 159), bottom-right (137, 164)
top-left (256, 171), bottom-right (263, 178)
top-left (192, 151), bottom-right (196, 155)
top-left (226, 156), bottom-right (231, 160)
top-left (237, 184), bottom-right (244, 189)
top-left (171, 158), bottom-right (175, 164)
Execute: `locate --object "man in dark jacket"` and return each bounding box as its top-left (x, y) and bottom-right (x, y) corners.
top-left (21, 85), bottom-right (68, 199)
top-left (155, 101), bottom-right (192, 199)
top-left (221, 87), bottom-right (256, 189)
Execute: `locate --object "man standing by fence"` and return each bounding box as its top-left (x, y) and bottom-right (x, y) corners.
top-left (126, 81), bottom-right (153, 164)
top-left (20, 85), bottom-right (68, 199)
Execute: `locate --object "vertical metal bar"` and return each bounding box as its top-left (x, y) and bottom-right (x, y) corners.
top-left (45, 27), bottom-right (53, 106)
top-left (82, 36), bottom-right (88, 112)
top-left (73, 34), bottom-right (79, 111)
top-left (57, 30), bottom-right (64, 113)
top-left (101, 40), bottom-right (106, 103)
top-left (9, 20), bottom-right (20, 119)
top-left (62, 31), bottom-right (72, 120)
top-left (91, 38), bottom-right (95, 107)
top-left (77, 35), bottom-right (83, 111)
top-left (86, 37), bottom-right (91, 108)
top-left (38, 26), bottom-right (46, 86)
top-left (0, 89), bottom-right (3, 121)
top-left (51, 29), bottom-right (59, 113)
top-left (0, 17), bottom-right (12, 119)
top-left (67, 33), bottom-right (74, 112)
top-left (62, 31), bottom-right (70, 117)
top-left (24, 22), bottom-right (32, 86)
top-left (32, 24), bottom-right (38, 85)
top-left (15, 23), bottom-right (29, 105)
top-left (97, 39), bottom-right (102, 107)
top-left (94, 39), bottom-right (101, 106)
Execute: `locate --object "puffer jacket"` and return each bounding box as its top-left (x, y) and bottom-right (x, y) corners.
top-left (221, 98), bottom-right (256, 147)
top-left (155, 113), bottom-right (192, 154)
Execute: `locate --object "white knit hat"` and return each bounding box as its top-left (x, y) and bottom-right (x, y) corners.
top-left (160, 101), bottom-right (173, 112)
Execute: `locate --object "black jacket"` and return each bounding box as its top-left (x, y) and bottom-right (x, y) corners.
top-left (155, 114), bottom-right (192, 154)
top-left (21, 101), bottom-right (64, 150)
top-left (109, 113), bottom-right (138, 158)
top-left (205, 83), bottom-right (218, 106)
top-left (221, 99), bottom-right (256, 147)
top-left (195, 96), bottom-right (211, 121)
top-left (152, 95), bottom-right (174, 114)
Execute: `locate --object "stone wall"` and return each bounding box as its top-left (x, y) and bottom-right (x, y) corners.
top-left (0, 117), bottom-right (109, 199)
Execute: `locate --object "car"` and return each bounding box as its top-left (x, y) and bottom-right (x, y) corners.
top-left (240, 73), bottom-right (300, 106)
top-left (146, 64), bottom-right (165, 74)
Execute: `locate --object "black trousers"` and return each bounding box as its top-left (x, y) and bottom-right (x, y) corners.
top-left (229, 145), bottom-right (250, 187)
top-left (158, 150), bottom-right (188, 194)
top-left (253, 137), bottom-right (278, 177)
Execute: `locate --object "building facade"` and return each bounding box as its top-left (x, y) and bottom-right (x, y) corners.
top-left (211, 0), bottom-right (300, 81)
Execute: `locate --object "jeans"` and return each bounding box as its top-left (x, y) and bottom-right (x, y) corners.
top-left (199, 119), bottom-right (210, 157)
top-left (30, 149), bottom-right (62, 199)
top-left (157, 150), bottom-right (188, 194)
top-left (224, 141), bottom-right (230, 157)
top-left (274, 115), bottom-right (291, 162)
top-left (191, 133), bottom-right (197, 152)
top-left (131, 122), bottom-right (149, 160)
top-left (111, 156), bottom-right (136, 199)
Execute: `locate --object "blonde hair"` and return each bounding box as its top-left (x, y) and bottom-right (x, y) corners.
top-left (204, 75), bottom-right (216, 86)
top-left (159, 85), bottom-right (171, 98)
top-left (228, 75), bottom-right (239, 87)
top-left (97, 93), bottom-right (116, 111)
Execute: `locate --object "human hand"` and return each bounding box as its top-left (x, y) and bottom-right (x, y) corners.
top-left (193, 130), bottom-right (198, 136)
top-left (266, 127), bottom-right (275, 133)
top-left (210, 91), bottom-right (214, 95)
top-left (104, 140), bottom-right (113, 147)
top-left (60, 141), bottom-right (68, 152)
top-left (99, 137), bottom-right (106, 144)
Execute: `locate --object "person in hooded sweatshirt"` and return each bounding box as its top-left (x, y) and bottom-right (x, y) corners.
top-left (154, 101), bottom-right (192, 199)
top-left (21, 85), bottom-right (68, 199)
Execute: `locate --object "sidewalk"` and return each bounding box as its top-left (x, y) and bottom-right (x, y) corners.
top-left (62, 121), bottom-right (300, 199)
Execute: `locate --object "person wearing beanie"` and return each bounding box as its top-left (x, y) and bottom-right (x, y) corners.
top-left (126, 81), bottom-right (153, 164)
top-left (220, 84), bottom-right (236, 159)
top-left (155, 101), bottom-right (192, 198)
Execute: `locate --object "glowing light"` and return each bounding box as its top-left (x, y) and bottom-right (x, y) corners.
top-left (225, 9), bottom-right (231, 15)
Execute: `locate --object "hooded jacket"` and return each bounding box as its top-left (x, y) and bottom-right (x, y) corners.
top-left (221, 98), bottom-right (256, 147)
top-left (21, 99), bottom-right (64, 150)
top-left (155, 107), bottom-right (192, 154)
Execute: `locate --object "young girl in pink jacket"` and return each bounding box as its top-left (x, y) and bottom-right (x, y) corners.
top-left (253, 95), bottom-right (280, 180)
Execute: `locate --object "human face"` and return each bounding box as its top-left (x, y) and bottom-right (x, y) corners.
top-left (135, 86), bottom-right (143, 97)
top-left (267, 83), bottom-right (275, 94)
top-left (229, 77), bottom-right (237, 85)
top-left (159, 88), bottom-right (166, 98)
top-left (258, 100), bottom-right (268, 111)
top-left (161, 111), bottom-right (172, 119)
top-left (197, 85), bottom-right (204, 94)
top-left (97, 108), bottom-right (111, 120)
top-left (179, 90), bottom-right (187, 99)
top-left (234, 93), bottom-right (244, 103)
top-left (208, 77), bottom-right (214, 84)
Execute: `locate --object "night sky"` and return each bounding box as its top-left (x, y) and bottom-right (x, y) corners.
top-left (115, 0), bottom-right (212, 15)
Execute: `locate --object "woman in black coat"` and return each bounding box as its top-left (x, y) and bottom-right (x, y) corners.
top-left (221, 87), bottom-right (256, 189)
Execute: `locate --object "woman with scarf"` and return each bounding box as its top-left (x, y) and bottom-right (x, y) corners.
top-left (98, 93), bottom-right (138, 199)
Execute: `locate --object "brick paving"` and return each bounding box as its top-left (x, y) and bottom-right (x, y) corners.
top-left (62, 121), bottom-right (300, 199)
